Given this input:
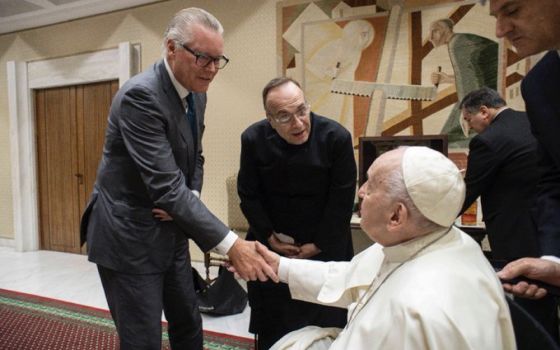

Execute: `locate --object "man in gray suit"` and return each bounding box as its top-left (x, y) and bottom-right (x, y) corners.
top-left (80, 8), bottom-right (276, 350)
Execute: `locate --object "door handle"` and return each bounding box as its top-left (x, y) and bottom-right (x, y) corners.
top-left (74, 173), bottom-right (84, 185)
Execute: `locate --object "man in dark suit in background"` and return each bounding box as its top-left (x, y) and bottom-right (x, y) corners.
top-left (460, 87), bottom-right (539, 261)
top-left (488, 0), bottom-right (560, 302)
top-left (80, 8), bottom-right (276, 350)
top-left (459, 87), bottom-right (558, 339)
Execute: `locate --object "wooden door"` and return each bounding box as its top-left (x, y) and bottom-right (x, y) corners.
top-left (36, 86), bottom-right (80, 253)
top-left (36, 80), bottom-right (118, 254)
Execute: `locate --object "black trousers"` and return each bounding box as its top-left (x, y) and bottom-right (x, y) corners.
top-left (97, 244), bottom-right (202, 350)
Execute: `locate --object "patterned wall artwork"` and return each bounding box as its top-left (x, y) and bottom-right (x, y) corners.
top-left (277, 0), bottom-right (531, 150)
top-left (302, 14), bottom-right (388, 142)
top-left (279, 0), bottom-right (385, 144)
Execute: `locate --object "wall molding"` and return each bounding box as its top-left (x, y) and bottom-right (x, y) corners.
top-left (6, 42), bottom-right (141, 251)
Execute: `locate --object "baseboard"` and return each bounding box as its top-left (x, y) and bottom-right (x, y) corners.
top-left (0, 237), bottom-right (15, 248)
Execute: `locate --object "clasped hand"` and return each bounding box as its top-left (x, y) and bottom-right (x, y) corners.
top-left (152, 207), bottom-right (283, 283)
top-left (227, 241), bottom-right (281, 283)
top-left (268, 233), bottom-right (321, 259)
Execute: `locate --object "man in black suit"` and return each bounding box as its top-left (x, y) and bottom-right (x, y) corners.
top-left (459, 87), bottom-right (558, 338)
top-left (459, 87), bottom-right (539, 261)
top-left (488, 0), bottom-right (560, 300)
top-left (80, 8), bottom-right (276, 350)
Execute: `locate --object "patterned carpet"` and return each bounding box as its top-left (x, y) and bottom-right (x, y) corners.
top-left (0, 288), bottom-right (254, 350)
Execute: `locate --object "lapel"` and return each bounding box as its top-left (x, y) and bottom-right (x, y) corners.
top-left (156, 61), bottom-right (196, 177)
top-left (522, 52), bottom-right (560, 140)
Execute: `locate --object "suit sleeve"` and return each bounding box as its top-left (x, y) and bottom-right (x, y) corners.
top-left (460, 137), bottom-right (499, 214)
top-left (237, 130), bottom-right (275, 242)
top-left (314, 130), bottom-right (356, 255)
top-left (119, 87), bottom-right (229, 252)
top-left (522, 56), bottom-right (560, 171)
top-left (522, 62), bottom-right (560, 256)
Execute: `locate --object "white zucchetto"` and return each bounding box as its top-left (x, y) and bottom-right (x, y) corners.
top-left (402, 146), bottom-right (465, 227)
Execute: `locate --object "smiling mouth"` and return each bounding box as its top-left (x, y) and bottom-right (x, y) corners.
top-left (292, 130), bottom-right (305, 136)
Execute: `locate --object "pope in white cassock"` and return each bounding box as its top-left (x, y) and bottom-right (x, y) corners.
top-left (253, 146), bottom-right (515, 350)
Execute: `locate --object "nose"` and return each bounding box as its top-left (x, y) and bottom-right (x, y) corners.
top-left (290, 114), bottom-right (304, 127)
top-left (495, 16), bottom-right (512, 39)
top-left (358, 183), bottom-right (366, 198)
top-left (204, 61), bottom-right (219, 73)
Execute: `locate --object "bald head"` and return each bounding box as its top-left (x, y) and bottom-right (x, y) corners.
top-left (429, 19), bottom-right (454, 47)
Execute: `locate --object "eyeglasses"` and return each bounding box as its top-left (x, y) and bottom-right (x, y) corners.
top-left (180, 43), bottom-right (229, 69)
top-left (269, 103), bottom-right (310, 124)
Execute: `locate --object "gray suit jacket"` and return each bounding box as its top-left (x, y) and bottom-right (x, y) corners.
top-left (80, 60), bottom-right (229, 273)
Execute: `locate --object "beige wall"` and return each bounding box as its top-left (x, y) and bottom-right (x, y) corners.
top-left (0, 0), bottom-right (277, 257)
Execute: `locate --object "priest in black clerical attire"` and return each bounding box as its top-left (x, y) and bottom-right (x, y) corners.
top-left (237, 77), bottom-right (356, 350)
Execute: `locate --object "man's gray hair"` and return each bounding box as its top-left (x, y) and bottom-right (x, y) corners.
top-left (162, 8), bottom-right (223, 56)
top-left (382, 149), bottom-right (444, 232)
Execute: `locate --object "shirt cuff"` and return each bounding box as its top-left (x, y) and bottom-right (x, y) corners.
top-left (541, 255), bottom-right (560, 264)
top-left (278, 257), bottom-right (291, 283)
top-left (212, 231), bottom-right (238, 256)
top-left (192, 190), bottom-right (200, 198)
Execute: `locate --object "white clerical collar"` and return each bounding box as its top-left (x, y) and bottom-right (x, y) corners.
top-left (164, 58), bottom-right (190, 102)
top-left (557, 50), bottom-right (560, 58)
top-left (382, 227), bottom-right (451, 263)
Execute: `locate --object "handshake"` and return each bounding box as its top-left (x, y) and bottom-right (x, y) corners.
top-left (153, 208), bottom-right (295, 282)
top-left (225, 239), bottom-right (282, 282)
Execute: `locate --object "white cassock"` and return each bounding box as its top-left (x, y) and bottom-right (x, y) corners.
top-left (272, 227), bottom-right (516, 350)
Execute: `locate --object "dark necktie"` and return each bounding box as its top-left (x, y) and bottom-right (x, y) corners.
top-left (186, 93), bottom-right (198, 143)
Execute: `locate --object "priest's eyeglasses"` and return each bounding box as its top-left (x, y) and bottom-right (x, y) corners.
top-left (180, 43), bottom-right (229, 69)
top-left (270, 103), bottom-right (311, 124)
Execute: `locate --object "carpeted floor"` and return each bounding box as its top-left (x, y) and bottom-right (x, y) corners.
top-left (0, 288), bottom-right (254, 350)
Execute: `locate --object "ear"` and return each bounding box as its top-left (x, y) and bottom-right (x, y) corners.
top-left (388, 202), bottom-right (407, 230)
top-left (166, 39), bottom-right (177, 56)
top-left (479, 105), bottom-right (491, 119)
